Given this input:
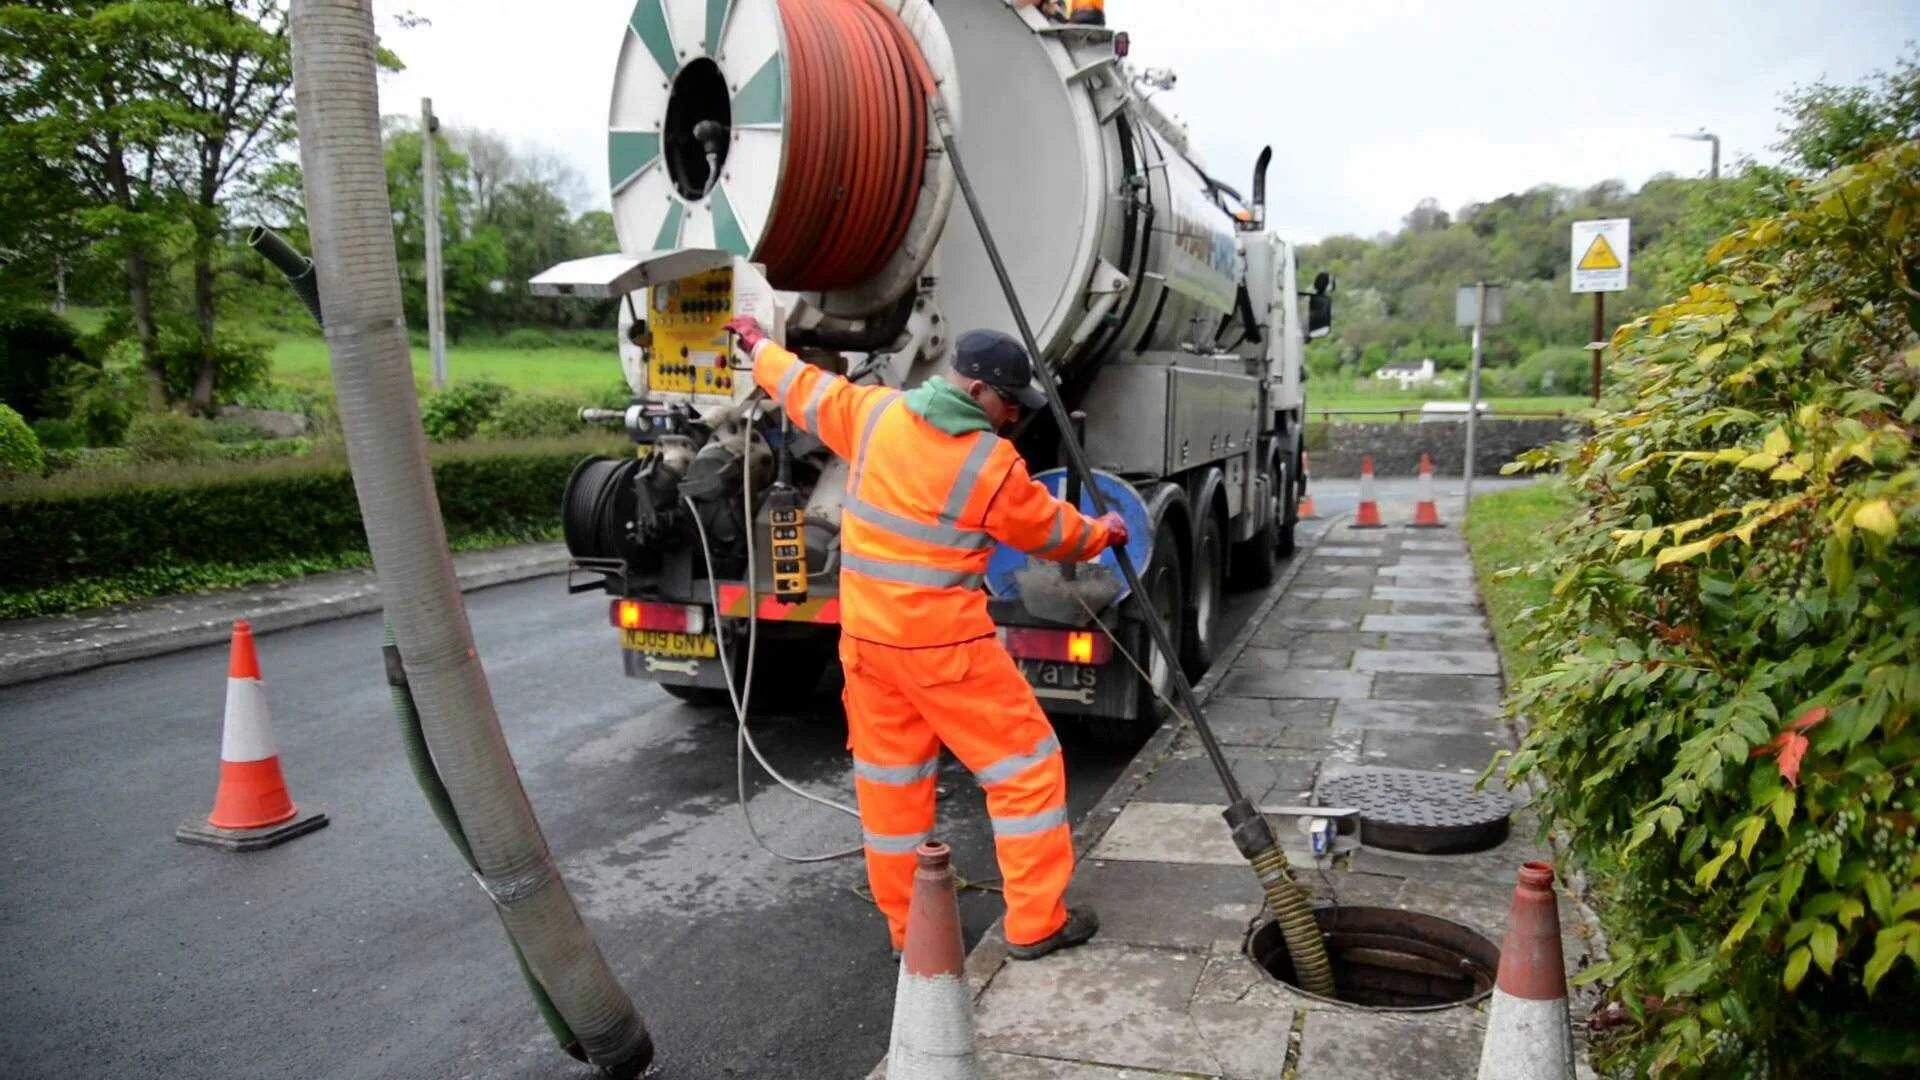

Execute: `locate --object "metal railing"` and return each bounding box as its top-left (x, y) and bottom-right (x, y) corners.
top-left (1309, 406), bottom-right (1583, 424)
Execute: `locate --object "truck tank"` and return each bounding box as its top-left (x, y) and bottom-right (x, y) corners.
top-left (604, 0), bottom-right (1242, 396)
top-left (546, 0), bottom-right (1319, 722)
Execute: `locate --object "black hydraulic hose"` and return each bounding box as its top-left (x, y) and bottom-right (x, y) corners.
top-left (248, 226), bottom-right (325, 327)
top-left (930, 102), bottom-right (1337, 996)
top-left (383, 623), bottom-right (585, 1062)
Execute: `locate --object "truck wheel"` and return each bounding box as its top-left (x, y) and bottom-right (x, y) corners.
top-left (1181, 512), bottom-right (1224, 677)
top-left (1133, 517), bottom-right (1187, 728)
top-left (1231, 452), bottom-right (1286, 588)
top-left (1276, 450), bottom-right (1300, 558)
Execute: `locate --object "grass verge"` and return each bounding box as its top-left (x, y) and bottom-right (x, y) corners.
top-left (271, 336), bottom-right (625, 396)
top-left (1464, 479), bottom-right (1576, 680)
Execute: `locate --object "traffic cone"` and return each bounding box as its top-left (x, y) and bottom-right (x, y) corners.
top-left (176, 620), bottom-right (328, 852)
top-left (1297, 452), bottom-right (1318, 519)
top-left (1476, 861), bottom-right (1575, 1080)
top-left (886, 841), bottom-right (981, 1080)
top-left (1351, 455), bottom-right (1384, 529)
top-left (1409, 453), bottom-right (1445, 528)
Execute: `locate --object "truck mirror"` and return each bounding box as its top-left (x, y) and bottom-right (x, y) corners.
top-left (1307, 273), bottom-right (1334, 338)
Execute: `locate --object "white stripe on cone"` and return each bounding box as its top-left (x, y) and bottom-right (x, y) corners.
top-left (220, 677), bottom-right (279, 763)
top-left (1418, 462), bottom-right (1435, 504)
top-left (887, 968), bottom-right (980, 1079)
top-left (1476, 989), bottom-right (1575, 1079)
top-left (1359, 463), bottom-right (1376, 504)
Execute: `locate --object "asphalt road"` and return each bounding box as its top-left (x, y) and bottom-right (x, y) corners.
top-left (0, 563), bottom-right (1274, 1079)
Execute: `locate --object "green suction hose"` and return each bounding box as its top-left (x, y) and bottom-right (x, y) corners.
top-left (383, 622), bottom-right (585, 1061)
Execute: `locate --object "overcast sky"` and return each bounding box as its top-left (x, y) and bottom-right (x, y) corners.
top-left (370, 0), bottom-right (1918, 242)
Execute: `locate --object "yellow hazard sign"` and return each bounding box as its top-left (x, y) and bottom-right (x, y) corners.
top-left (1577, 233), bottom-right (1622, 271)
top-left (1570, 218), bottom-right (1630, 293)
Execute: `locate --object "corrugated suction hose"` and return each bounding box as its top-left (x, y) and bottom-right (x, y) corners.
top-left (755, 0), bottom-right (928, 290)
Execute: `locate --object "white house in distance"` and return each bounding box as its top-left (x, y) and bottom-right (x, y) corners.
top-left (1374, 358), bottom-right (1436, 389)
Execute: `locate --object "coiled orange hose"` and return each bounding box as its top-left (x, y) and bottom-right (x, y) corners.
top-left (756, 0), bottom-right (928, 290)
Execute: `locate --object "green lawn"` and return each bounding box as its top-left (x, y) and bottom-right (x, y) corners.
top-left (271, 336), bottom-right (625, 396)
top-left (1306, 386), bottom-right (1591, 419)
top-left (1464, 480), bottom-right (1578, 680)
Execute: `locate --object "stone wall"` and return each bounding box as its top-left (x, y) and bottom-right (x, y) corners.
top-left (1305, 418), bottom-right (1586, 479)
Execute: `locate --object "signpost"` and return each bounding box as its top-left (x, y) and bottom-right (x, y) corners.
top-left (421, 98), bottom-right (448, 390)
top-left (1571, 218), bottom-right (1629, 401)
top-left (1455, 282), bottom-right (1504, 505)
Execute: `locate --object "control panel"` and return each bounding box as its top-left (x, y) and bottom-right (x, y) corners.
top-left (647, 266), bottom-right (739, 397)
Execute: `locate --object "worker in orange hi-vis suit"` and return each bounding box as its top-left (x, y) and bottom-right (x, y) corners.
top-left (727, 313), bottom-right (1128, 960)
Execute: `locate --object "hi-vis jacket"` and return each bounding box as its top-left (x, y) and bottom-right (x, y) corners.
top-left (751, 341), bottom-right (1113, 647)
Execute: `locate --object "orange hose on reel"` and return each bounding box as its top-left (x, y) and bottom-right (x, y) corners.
top-left (756, 0), bottom-right (929, 290)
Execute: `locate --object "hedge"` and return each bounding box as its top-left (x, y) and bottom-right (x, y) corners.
top-left (0, 435), bottom-right (622, 617)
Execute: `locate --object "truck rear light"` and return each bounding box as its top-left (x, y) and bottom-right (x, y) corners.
top-left (610, 599), bottom-right (706, 634)
top-left (1002, 627), bottom-right (1110, 666)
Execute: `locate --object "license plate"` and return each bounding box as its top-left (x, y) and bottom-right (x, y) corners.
top-left (620, 629), bottom-right (718, 658)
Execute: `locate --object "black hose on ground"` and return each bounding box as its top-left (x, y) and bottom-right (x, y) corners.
top-left (383, 621), bottom-right (586, 1062)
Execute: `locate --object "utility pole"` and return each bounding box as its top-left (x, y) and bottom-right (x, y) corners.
top-left (1673, 130), bottom-right (1721, 180)
top-left (1590, 292), bottom-right (1604, 401)
top-left (421, 97), bottom-right (448, 389)
top-left (1456, 282), bottom-right (1503, 507)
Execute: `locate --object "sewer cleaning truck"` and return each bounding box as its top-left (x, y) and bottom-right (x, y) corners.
top-left (533, 0), bottom-right (1333, 730)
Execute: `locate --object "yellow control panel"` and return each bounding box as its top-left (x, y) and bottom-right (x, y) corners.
top-left (648, 266), bottom-right (739, 397)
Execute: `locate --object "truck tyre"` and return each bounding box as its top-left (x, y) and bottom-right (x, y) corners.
top-left (1181, 512), bottom-right (1224, 678)
top-left (1276, 447), bottom-right (1300, 558)
top-left (1133, 516), bottom-right (1187, 730)
top-left (1231, 455), bottom-right (1283, 588)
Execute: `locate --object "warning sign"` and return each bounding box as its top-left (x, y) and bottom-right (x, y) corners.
top-left (1571, 218), bottom-right (1629, 293)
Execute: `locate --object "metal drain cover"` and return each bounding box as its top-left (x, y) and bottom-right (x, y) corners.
top-left (1316, 767), bottom-right (1513, 854)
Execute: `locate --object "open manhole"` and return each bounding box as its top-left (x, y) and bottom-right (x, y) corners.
top-left (1316, 767), bottom-right (1513, 854)
top-left (1246, 906), bottom-right (1499, 1011)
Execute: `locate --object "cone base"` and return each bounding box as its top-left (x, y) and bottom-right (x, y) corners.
top-left (1408, 515), bottom-right (1445, 529)
top-left (176, 806), bottom-right (328, 852)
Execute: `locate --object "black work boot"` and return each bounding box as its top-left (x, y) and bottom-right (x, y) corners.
top-left (1006, 906), bottom-right (1099, 961)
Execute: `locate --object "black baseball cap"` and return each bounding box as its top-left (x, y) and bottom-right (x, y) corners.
top-left (953, 329), bottom-right (1047, 409)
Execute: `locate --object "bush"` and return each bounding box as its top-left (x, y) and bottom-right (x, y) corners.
top-left (30, 417), bottom-right (85, 451)
top-left (478, 394), bottom-right (586, 439)
top-left (0, 435), bottom-right (621, 616)
top-left (0, 404), bottom-right (45, 479)
top-left (123, 412), bottom-right (216, 464)
top-left (1502, 141), bottom-right (1920, 1074)
top-left (153, 326), bottom-right (272, 405)
top-left (421, 379), bottom-right (510, 441)
top-left (1510, 346), bottom-right (1594, 396)
top-left (63, 365), bottom-right (139, 447)
top-left (0, 306), bottom-right (95, 421)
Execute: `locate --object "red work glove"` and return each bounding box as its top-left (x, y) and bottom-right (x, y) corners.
top-left (724, 314), bottom-right (767, 354)
top-left (1095, 511), bottom-right (1129, 552)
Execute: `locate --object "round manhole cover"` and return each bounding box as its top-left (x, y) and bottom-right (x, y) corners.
top-left (1316, 767), bottom-right (1512, 854)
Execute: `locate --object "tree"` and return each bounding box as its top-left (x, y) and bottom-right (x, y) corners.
top-left (1775, 47), bottom-right (1920, 174)
top-left (0, 0), bottom-right (295, 412)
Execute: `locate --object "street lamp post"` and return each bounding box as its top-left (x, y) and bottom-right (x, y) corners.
top-left (1673, 130), bottom-right (1721, 180)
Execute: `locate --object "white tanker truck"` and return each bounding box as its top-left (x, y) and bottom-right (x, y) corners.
top-left (533, 0), bottom-right (1333, 729)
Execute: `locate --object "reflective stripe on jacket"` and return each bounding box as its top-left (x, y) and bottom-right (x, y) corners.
top-left (752, 341), bottom-right (1111, 646)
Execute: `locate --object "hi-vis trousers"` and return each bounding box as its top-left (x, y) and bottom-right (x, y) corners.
top-left (839, 633), bottom-right (1074, 948)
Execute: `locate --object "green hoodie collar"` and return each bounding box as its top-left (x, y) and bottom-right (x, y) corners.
top-left (902, 378), bottom-right (992, 436)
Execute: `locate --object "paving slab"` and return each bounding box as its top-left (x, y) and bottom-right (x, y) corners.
top-left (1206, 698), bottom-right (1339, 749)
top-left (1218, 667), bottom-right (1374, 701)
top-left (1291, 586), bottom-right (1368, 600)
top-left (1360, 613), bottom-right (1489, 635)
top-left (1297, 566), bottom-right (1381, 584)
top-left (973, 1052), bottom-right (1171, 1079)
top-left (1402, 540), bottom-right (1469, 552)
top-left (1331, 698), bottom-right (1504, 735)
top-left (1092, 802), bottom-right (1321, 866)
top-left (1386, 632), bottom-right (1499, 652)
top-left (1073, 860), bottom-right (1264, 950)
top-left (1352, 649), bottom-right (1501, 676)
top-left (1247, 628), bottom-right (1384, 666)
top-left (973, 943), bottom-right (1222, 1076)
top-left (1389, 601), bottom-right (1487, 617)
top-left (1371, 586), bottom-right (1483, 605)
top-left (1312, 545), bottom-right (1389, 558)
top-left (1359, 729), bottom-right (1507, 774)
top-left (1370, 672), bottom-right (1505, 706)
top-left (1294, 1006), bottom-right (1485, 1080)
top-left (1135, 751), bottom-right (1320, 805)
top-left (1267, 614), bottom-right (1364, 632)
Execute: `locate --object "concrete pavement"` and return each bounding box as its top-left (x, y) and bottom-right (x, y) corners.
top-left (875, 488), bottom-right (1598, 1079)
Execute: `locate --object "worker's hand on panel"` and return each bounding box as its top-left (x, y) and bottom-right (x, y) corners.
top-left (1095, 512), bottom-right (1128, 552)
top-left (724, 315), bottom-right (768, 354)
